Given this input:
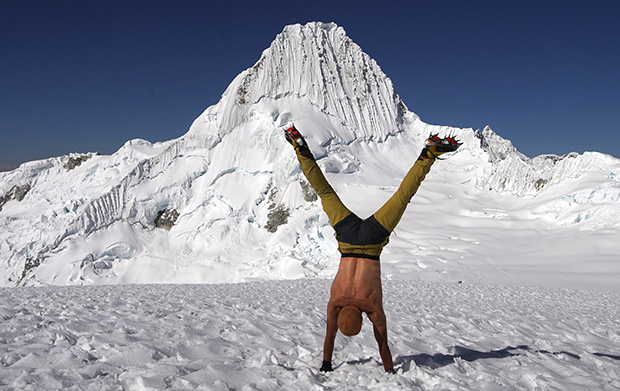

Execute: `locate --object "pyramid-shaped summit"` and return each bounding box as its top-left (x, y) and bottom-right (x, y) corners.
top-left (212, 22), bottom-right (409, 141)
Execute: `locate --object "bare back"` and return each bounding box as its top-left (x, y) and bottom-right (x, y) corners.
top-left (329, 257), bottom-right (383, 315)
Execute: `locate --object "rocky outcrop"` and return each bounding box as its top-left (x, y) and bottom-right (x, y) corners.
top-left (265, 204), bottom-right (290, 233)
top-left (0, 183), bottom-right (31, 212)
top-left (154, 208), bottom-right (180, 231)
top-left (64, 153), bottom-right (96, 171)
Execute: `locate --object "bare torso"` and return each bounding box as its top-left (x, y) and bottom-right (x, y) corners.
top-left (323, 256), bottom-right (393, 371)
top-left (329, 257), bottom-right (383, 314)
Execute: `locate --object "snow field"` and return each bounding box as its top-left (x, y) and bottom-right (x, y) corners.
top-left (1, 279), bottom-right (619, 390)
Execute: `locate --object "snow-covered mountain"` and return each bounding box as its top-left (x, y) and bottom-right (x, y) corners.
top-left (1, 22), bottom-right (619, 289)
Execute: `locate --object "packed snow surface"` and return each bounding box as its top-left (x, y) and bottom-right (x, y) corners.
top-left (1, 280), bottom-right (619, 390)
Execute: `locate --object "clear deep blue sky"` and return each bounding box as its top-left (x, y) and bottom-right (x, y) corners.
top-left (2, 1), bottom-right (619, 169)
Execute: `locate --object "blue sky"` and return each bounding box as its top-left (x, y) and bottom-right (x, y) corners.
top-left (1, 1), bottom-right (619, 168)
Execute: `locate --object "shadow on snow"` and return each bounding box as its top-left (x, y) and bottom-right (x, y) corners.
top-left (395, 345), bottom-right (584, 372)
top-left (593, 352), bottom-right (620, 361)
top-left (332, 346), bottom-right (617, 372)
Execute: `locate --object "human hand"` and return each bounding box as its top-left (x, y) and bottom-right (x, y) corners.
top-left (320, 360), bottom-right (333, 372)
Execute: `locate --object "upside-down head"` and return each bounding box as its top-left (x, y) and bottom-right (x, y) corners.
top-left (337, 305), bottom-right (363, 336)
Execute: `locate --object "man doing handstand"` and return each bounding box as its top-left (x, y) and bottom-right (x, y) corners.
top-left (283, 123), bottom-right (461, 373)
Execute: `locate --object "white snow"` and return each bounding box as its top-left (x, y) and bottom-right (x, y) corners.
top-left (1, 280), bottom-right (619, 390)
top-left (1, 21), bottom-right (620, 389)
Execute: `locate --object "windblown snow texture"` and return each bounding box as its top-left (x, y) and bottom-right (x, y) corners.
top-left (0, 280), bottom-right (619, 390)
top-left (0, 22), bottom-right (619, 289)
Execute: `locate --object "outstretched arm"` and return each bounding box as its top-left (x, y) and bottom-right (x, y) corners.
top-left (321, 303), bottom-right (340, 371)
top-left (369, 310), bottom-right (394, 372)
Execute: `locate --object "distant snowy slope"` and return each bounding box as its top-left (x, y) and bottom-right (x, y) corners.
top-left (1, 22), bottom-right (619, 289)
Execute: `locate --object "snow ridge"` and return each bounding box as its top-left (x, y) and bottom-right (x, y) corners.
top-left (476, 126), bottom-right (620, 200)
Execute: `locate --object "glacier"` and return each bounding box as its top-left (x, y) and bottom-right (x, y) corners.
top-left (1, 22), bottom-right (619, 290)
